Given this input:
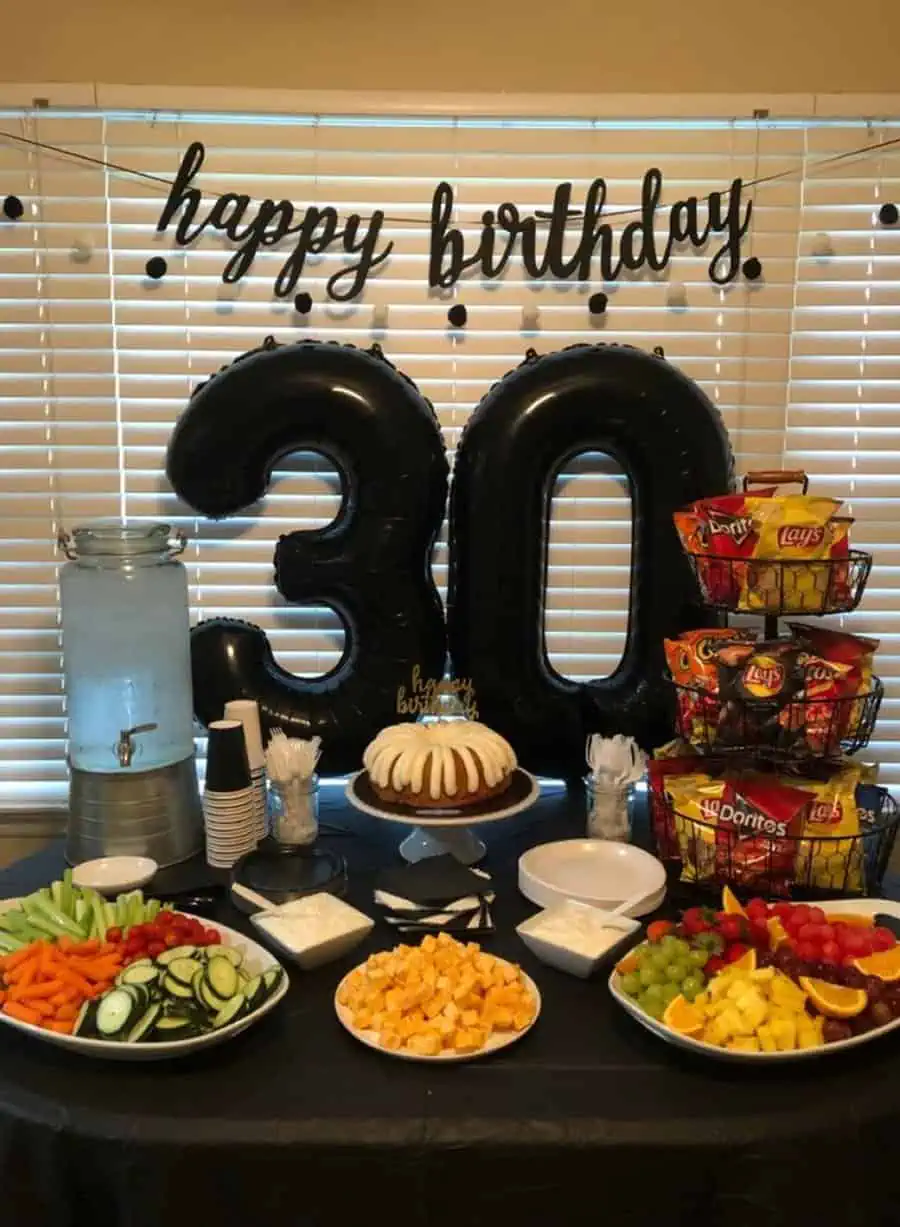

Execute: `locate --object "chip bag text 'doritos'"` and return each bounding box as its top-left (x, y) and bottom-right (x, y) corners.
top-left (665, 771), bottom-right (813, 895)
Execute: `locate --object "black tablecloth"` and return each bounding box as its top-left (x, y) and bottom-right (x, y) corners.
top-left (0, 786), bottom-right (897, 1227)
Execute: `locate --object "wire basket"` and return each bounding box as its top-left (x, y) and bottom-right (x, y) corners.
top-left (685, 550), bottom-right (873, 617)
top-left (658, 787), bottom-right (899, 900)
top-left (671, 675), bottom-right (883, 759)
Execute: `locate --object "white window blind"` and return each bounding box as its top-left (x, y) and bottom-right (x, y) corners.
top-left (0, 104), bottom-right (898, 808)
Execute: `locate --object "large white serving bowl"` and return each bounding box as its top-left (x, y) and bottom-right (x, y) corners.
top-left (518, 840), bottom-right (666, 916)
top-left (0, 906), bottom-right (288, 1060)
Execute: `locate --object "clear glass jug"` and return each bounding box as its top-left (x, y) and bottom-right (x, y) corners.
top-left (58, 522), bottom-right (195, 773)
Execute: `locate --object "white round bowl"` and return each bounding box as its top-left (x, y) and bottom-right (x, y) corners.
top-left (518, 840), bottom-right (666, 916)
top-left (71, 856), bottom-right (158, 895)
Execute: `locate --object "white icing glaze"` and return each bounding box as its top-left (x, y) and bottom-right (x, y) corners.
top-left (362, 721), bottom-right (517, 799)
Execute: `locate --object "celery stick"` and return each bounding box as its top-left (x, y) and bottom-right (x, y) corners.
top-left (74, 898), bottom-right (88, 927)
top-left (0, 911), bottom-right (44, 942)
top-left (0, 933), bottom-right (22, 952)
top-left (128, 891), bottom-right (144, 929)
top-left (116, 895), bottom-right (129, 928)
top-left (145, 899), bottom-right (160, 923)
top-left (104, 902), bottom-right (116, 929)
top-left (61, 869), bottom-right (75, 918)
top-left (91, 894), bottom-right (107, 942)
top-left (30, 897), bottom-right (85, 938)
top-left (50, 880), bottom-right (64, 911)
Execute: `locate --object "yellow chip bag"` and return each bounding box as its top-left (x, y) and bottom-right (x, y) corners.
top-left (663, 773), bottom-right (723, 884)
top-left (789, 764), bottom-right (863, 893)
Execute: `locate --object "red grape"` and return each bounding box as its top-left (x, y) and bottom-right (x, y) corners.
top-left (823, 1019), bottom-right (853, 1044)
top-left (870, 1001), bottom-right (893, 1028)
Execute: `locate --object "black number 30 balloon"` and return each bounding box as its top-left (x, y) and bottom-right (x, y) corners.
top-left (447, 344), bottom-right (734, 778)
top-left (166, 338), bottom-right (448, 775)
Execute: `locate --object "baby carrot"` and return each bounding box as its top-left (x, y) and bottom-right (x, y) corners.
top-left (54, 966), bottom-right (93, 996)
top-left (29, 999), bottom-right (55, 1019)
top-left (10, 978), bottom-right (65, 1002)
top-left (4, 1001), bottom-right (41, 1026)
top-left (0, 944), bottom-right (38, 973)
top-left (54, 1002), bottom-right (78, 1022)
top-left (70, 939), bottom-right (100, 956)
top-left (45, 1020), bottom-right (75, 1035)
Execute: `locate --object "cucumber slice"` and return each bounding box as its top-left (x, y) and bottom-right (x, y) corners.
top-left (212, 995), bottom-right (246, 1029)
top-left (156, 944), bottom-right (197, 965)
top-left (154, 1015), bottom-right (196, 1038)
top-left (74, 999), bottom-right (98, 1038)
top-left (192, 967), bottom-right (207, 1008)
top-left (96, 989), bottom-right (137, 1037)
top-left (206, 956), bottom-right (239, 1000)
top-left (167, 957), bottom-right (203, 986)
top-left (262, 967), bottom-right (284, 1000)
top-left (209, 945), bottom-right (243, 967)
top-left (162, 974), bottom-right (195, 1000)
top-left (120, 983), bottom-right (151, 1012)
top-left (121, 963), bottom-right (159, 987)
top-left (242, 975), bottom-right (264, 1010)
top-left (199, 978), bottom-right (228, 1013)
top-left (127, 1003), bottom-right (162, 1043)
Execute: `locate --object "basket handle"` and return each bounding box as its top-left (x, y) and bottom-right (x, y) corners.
top-left (743, 469), bottom-right (809, 494)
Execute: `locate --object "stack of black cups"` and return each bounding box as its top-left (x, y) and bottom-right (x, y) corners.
top-left (203, 720), bottom-right (257, 868)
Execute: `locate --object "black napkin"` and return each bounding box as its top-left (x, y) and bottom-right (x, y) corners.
top-left (376, 855), bottom-right (489, 907)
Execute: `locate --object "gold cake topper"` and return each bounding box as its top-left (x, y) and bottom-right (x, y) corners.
top-left (396, 665), bottom-right (479, 721)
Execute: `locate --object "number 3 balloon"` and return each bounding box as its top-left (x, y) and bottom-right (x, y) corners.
top-left (165, 338), bottom-right (448, 775)
top-left (447, 344), bottom-right (734, 778)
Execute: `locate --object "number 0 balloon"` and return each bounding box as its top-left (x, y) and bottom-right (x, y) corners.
top-left (165, 338), bottom-right (448, 775)
top-left (447, 344), bottom-right (734, 778)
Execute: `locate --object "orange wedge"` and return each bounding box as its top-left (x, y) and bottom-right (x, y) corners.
top-left (730, 948), bottom-right (757, 973)
top-left (825, 912), bottom-right (874, 928)
top-left (616, 951), bottom-right (641, 975)
top-left (663, 994), bottom-right (705, 1037)
top-left (767, 917), bottom-right (789, 948)
top-left (721, 886), bottom-right (747, 917)
top-left (852, 947), bottom-right (900, 982)
top-left (799, 976), bottom-right (867, 1019)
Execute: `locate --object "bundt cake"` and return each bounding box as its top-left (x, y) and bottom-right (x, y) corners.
top-left (362, 721), bottom-right (517, 808)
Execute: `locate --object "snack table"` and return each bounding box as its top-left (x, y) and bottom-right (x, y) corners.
top-left (0, 785), bottom-right (896, 1227)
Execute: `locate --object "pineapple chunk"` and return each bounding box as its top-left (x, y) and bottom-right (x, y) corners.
top-left (727, 1036), bottom-right (761, 1053)
top-left (757, 1024), bottom-right (778, 1053)
top-left (750, 967), bottom-right (776, 983)
top-left (771, 1016), bottom-right (797, 1051)
top-left (736, 990), bottom-right (768, 1033)
top-left (770, 975), bottom-right (807, 1011)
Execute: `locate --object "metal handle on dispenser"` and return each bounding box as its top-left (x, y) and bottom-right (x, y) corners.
top-left (115, 723), bottom-right (159, 768)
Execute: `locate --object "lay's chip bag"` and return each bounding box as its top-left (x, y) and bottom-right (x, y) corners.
top-left (786, 763), bottom-right (864, 893)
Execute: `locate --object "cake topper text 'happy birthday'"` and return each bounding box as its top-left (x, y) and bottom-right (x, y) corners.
top-left (155, 142), bottom-right (754, 304)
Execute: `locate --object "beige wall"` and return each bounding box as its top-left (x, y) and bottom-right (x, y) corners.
top-left (5, 0), bottom-right (900, 95)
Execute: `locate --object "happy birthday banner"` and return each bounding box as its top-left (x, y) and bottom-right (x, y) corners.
top-left (154, 141), bottom-right (755, 305)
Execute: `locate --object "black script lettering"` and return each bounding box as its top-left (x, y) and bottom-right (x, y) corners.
top-left (222, 199), bottom-right (298, 283)
top-left (493, 203), bottom-right (526, 276)
top-left (707, 178), bottom-right (753, 284)
top-left (541, 183), bottom-right (581, 278)
top-left (428, 182), bottom-right (483, 288)
top-left (575, 178), bottom-right (622, 281)
top-left (207, 193), bottom-right (252, 241)
top-left (273, 206), bottom-right (341, 298)
top-left (620, 168), bottom-right (666, 271)
top-left (156, 141), bottom-right (208, 243)
top-left (669, 196), bottom-right (710, 248)
top-left (327, 210), bottom-right (393, 302)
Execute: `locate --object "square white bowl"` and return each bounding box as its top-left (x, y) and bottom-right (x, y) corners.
top-left (516, 899), bottom-right (640, 979)
top-left (250, 893), bottom-right (374, 971)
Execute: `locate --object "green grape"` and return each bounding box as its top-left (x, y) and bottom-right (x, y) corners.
top-left (665, 961), bottom-right (691, 984)
top-left (643, 983), bottom-right (665, 1005)
top-left (672, 939), bottom-right (692, 959)
top-left (650, 949), bottom-right (671, 973)
top-left (693, 931), bottom-right (725, 954)
top-left (681, 973), bottom-right (705, 1000)
top-left (639, 965), bottom-right (663, 988)
top-left (620, 972), bottom-right (642, 997)
top-left (659, 935), bottom-right (682, 956)
top-left (660, 983), bottom-right (680, 1006)
top-left (688, 947), bottom-right (709, 968)
top-left (639, 992), bottom-right (665, 1020)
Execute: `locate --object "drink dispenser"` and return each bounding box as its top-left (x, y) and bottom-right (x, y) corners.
top-left (57, 522), bottom-right (203, 867)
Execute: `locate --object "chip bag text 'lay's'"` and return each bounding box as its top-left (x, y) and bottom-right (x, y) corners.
top-left (673, 489), bottom-right (854, 613)
top-left (785, 763), bottom-right (864, 893)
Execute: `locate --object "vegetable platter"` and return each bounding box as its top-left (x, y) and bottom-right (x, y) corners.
top-left (0, 877), bottom-right (288, 1060)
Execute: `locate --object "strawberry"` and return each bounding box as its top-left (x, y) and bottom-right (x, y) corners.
top-left (724, 942), bottom-right (751, 964)
top-left (682, 906), bottom-right (717, 936)
top-left (646, 920), bottom-right (674, 943)
top-left (717, 914), bottom-right (747, 943)
top-left (705, 955), bottom-right (726, 977)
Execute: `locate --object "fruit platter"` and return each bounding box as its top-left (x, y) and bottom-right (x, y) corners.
top-left (0, 873), bottom-right (288, 1060)
top-left (610, 887), bottom-right (900, 1062)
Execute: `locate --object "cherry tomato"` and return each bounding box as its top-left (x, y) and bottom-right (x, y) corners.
top-left (106, 926), bottom-right (122, 943)
top-left (157, 910), bottom-right (175, 927)
top-left (204, 929), bottom-right (222, 945)
top-left (163, 930), bottom-right (181, 948)
top-left (147, 941), bottom-right (165, 957)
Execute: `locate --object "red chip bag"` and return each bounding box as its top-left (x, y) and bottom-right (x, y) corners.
top-left (709, 774), bottom-right (813, 896)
